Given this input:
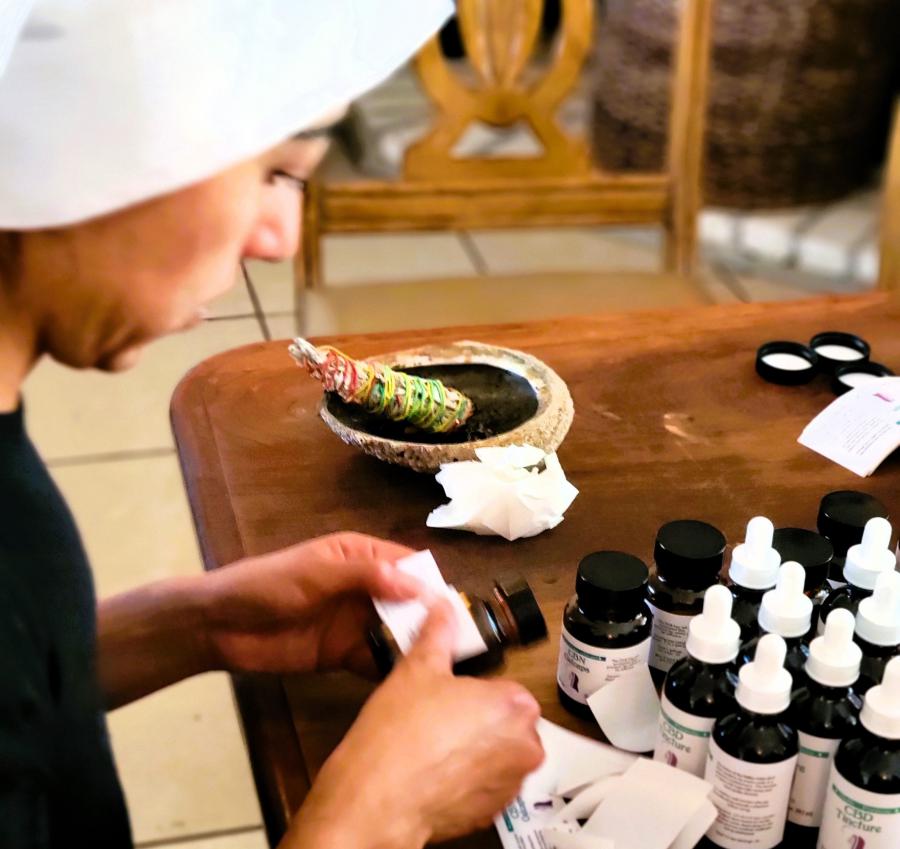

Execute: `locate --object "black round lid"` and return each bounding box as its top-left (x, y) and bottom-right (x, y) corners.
top-left (494, 577), bottom-right (547, 645)
top-left (772, 527), bottom-right (834, 590)
top-left (756, 341), bottom-right (819, 385)
top-left (831, 361), bottom-right (895, 396)
top-left (576, 551), bottom-right (648, 617)
top-left (654, 519), bottom-right (726, 588)
top-left (817, 490), bottom-right (890, 556)
top-left (809, 331), bottom-right (871, 375)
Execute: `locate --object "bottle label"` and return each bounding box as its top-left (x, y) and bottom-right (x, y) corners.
top-left (653, 693), bottom-right (715, 777)
top-left (787, 732), bottom-right (840, 828)
top-left (556, 627), bottom-right (651, 704)
top-left (704, 739), bottom-right (798, 849)
top-left (646, 602), bottom-right (695, 672)
top-left (818, 765), bottom-right (900, 849)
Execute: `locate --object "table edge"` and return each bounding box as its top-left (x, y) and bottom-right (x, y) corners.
top-left (171, 367), bottom-right (310, 846)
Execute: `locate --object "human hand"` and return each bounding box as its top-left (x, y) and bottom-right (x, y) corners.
top-left (200, 531), bottom-right (420, 677)
top-left (286, 602), bottom-right (544, 849)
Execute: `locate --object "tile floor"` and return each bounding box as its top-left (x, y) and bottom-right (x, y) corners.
top-left (24, 227), bottom-right (877, 849)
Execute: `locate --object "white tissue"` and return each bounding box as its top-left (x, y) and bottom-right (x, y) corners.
top-left (426, 445), bottom-right (578, 541)
top-left (587, 663), bottom-right (660, 753)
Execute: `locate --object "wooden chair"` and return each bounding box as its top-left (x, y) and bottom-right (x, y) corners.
top-left (294, 0), bottom-right (717, 333)
top-left (879, 99), bottom-right (900, 292)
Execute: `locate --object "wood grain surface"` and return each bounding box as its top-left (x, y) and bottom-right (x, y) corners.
top-left (171, 294), bottom-right (899, 847)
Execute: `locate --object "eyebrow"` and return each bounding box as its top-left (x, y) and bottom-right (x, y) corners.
top-left (293, 120), bottom-right (342, 141)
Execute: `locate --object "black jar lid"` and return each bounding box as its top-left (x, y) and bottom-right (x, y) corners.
top-left (494, 577), bottom-right (547, 646)
top-left (817, 491), bottom-right (890, 556)
top-left (831, 361), bottom-right (895, 396)
top-left (772, 527), bottom-right (834, 591)
top-left (809, 331), bottom-right (871, 375)
top-left (654, 519), bottom-right (727, 589)
top-left (756, 341), bottom-right (819, 385)
top-left (576, 551), bottom-right (648, 618)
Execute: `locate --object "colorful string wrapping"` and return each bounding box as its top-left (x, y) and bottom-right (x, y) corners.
top-left (288, 338), bottom-right (474, 434)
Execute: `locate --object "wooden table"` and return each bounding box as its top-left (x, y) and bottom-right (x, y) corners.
top-left (171, 294), bottom-right (899, 848)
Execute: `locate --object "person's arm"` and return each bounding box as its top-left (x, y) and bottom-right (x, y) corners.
top-left (97, 532), bottom-right (420, 709)
top-left (97, 576), bottom-right (212, 710)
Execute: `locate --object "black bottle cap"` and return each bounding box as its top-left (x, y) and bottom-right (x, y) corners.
top-left (756, 341), bottom-right (819, 385)
top-left (654, 519), bottom-right (726, 589)
top-left (494, 577), bottom-right (547, 646)
top-left (772, 527), bottom-right (834, 591)
top-left (831, 361), bottom-right (895, 396)
top-left (817, 491), bottom-right (890, 557)
top-left (576, 551), bottom-right (648, 619)
top-left (809, 331), bottom-right (871, 376)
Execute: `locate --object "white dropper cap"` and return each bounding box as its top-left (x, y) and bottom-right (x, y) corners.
top-left (855, 570), bottom-right (900, 647)
top-left (860, 656), bottom-right (900, 740)
top-left (758, 561), bottom-right (813, 638)
top-left (805, 608), bottom-right (861, 687)
top-left (686, 584), bottom-right (742, 664)
top-left (729, 517), bottom-right (781, 590)
top-left (736, 633), bottom-right (793, 714)
top-left (844, 517), bottom-right (896, 590)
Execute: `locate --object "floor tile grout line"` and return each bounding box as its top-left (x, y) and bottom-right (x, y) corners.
top-left (204, 313), bottom-right (260, 322)
top-left (134, 823), bottom-right (263, 849)
top-left (46, 446), bottom-right (176, 468)
top-left (709, 259), bottom-right (752, 303)
top-left (241, 262), bottom-right (272, 342)
top-left (457, 230), bottom-right (490, 276)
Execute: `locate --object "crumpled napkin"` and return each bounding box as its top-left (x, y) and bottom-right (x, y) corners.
top-left (426, 445), bottom-right (578, 541)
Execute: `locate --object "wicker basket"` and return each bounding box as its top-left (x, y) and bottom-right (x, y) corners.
top-left (591, 0), bottom-right (900, 208)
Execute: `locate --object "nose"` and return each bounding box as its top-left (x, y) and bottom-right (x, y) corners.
top-left (243, 182), bottom-right (301, 261)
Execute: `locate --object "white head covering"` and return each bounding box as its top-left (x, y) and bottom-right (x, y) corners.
top-left (0, 0), bottom-right (452, 229)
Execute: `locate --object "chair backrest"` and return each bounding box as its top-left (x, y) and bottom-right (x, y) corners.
top-left (879, 99), bottom-right (900, 292)
top-left (403, 0), bottom-right (595, 181)
top-left (299, 0), bottom-right (715, 287)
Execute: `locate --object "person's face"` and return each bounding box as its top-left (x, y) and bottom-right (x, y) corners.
top-left (20, 112), bottom-right (339, 371)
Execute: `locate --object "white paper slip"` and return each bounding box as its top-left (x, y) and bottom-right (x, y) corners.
top-left (496, 792), bottom-right (575, 849)
top-left (798, 377), bottom-right (900, 476)
top-left (548, 723), bottom-right (639, 797)
top-left (669, 798), bottom-right (719, 849)
top-left (583, 758), bottom-right (714, 849)
top-left (543, 827), bottom-right (614, 849)
top-left (587, 663), bottom-right (660, 753)
top-left (494, 718), bottom-right (638, 849)
top-left (372, 550), bottom-right (487, 662)
top-left (552, 777), bottom-right (621, 824)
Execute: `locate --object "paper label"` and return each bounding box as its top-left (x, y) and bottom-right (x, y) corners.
top-left (646, 603), bottom-right (694, 672)
top-left (788, 733), bottom-right (840, 827)
top-left (496, 794), bottom-right (578, 849)
top-left (653, 694), bottom-right (716, 777)
top-left (798, 377), bottom-right (900, 477)
top-left (557, 628), bottom-right (651, 704)
top-left (705, 739), bottom-right (798, 849)
top-left (817, 766), bottom-right (900, 849)
top-left (373, 551), bottom-right (487, 662)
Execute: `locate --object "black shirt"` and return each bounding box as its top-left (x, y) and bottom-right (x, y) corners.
top-left (0, 407), bottom-right (131, 847)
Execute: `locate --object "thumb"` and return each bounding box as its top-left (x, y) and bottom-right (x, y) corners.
top-left (403, 598), bottom-right (458, 674)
